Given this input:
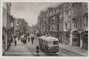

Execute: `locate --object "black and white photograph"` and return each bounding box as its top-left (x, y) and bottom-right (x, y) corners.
top-left (1, 0), bottom-right (89, 57)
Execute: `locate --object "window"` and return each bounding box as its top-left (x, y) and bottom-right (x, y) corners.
top-left (76, 22), bottom-right (77, 28)
top-left (54, 9), bottom-right (56, 14)
top-left (59, 15), bottom-right (62, 19)
top-left (50, 11), bottom-right (52, 16)
top-left (68, 10), bottom-right (71, 15)
top-left (52, 17), bottom-right (55, 21)
top-left (86, 13), bottom-right (88, 27)
top-left (53, 41), bottom-right (58, 45)
top-left (48, 41), bottom-right (52, 45)
top-left (52, 11), bottom-right (54, 15)
top-left (56, 9), bottom-right (59, 14)
top-left (74, 23), bottom-right (75, 28)
top-left (84, 24), bottom-right (85, 27)
top-left (61, 10), bottom-right (63, 12)
top-left (50, 18), bottom-right (53, 22)
top-left (57, 24), bottom-right (59, 31)
top-left (86, 18), bottom-right (88, 27)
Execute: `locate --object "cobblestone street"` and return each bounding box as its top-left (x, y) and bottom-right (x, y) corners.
top-left (4, 36), bottom-right (88, 56)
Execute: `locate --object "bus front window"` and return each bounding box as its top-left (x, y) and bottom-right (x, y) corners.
top-left (53, 41), bottom-right (58, 45)
top-left (48, 41), bottom-right (53, 47)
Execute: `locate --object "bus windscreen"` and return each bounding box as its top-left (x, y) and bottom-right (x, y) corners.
top-left (53, 41), bottom-right (58, 45)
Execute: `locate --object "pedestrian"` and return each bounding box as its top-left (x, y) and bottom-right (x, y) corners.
top-left (22, 35), bottom-right (26, 44)
top-left (36, 45), bottom-right (39, 56)
top-left (18, 35), bottom-right (20, 40)
top-left (28, 35), bottom-right (30, 42)
top-left (20, 34), bottom-right (24, 42)
top-left (15, 39), bottom-right (17, 46)
top-left (31, 33), bottom-right (34, 44)
top-left (31, 37), bottom-right (34, 44)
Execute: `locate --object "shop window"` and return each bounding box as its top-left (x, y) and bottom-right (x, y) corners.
top-left (66, 34), bottom-right (70, 38)
top-left (73, 38), bottom-right (78, 41)
top-left (86, 19), bottom-right (88, 27)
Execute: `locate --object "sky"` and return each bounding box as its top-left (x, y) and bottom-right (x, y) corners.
top-left (10, 2), bottom-right (60, 27)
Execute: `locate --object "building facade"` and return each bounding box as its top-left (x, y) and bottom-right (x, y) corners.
top-left (69, 3), bottom-right (88, 49)
top-left (16, 18), bottom-right (29, 36)
top-left (38, 2), bottom-right (88, 50)
top-left (2, 2), bottom-right (12, 54)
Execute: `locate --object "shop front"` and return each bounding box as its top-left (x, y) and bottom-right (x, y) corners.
top-left (2, 27), bottom-right (7, 54)
top-left (62, 31), bottom-right (70, 44)
top-left (72, 31), bottom-right (80, 46)
top-left (58, 31), bottom-right (63, 43)
top-left (81, 31), bottom-right (88, 50)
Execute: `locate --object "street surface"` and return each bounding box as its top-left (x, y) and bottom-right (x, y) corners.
top-left (4, 35), bottom-right (85, 56)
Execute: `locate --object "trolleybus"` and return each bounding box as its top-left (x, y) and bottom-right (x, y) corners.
top-left (39, 36), bottom-right (59, 54)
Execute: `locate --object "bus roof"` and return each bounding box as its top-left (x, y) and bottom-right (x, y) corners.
top-left (39, 36), bottom-right (58, 41)
top-left (39, 36), bottom-right (47, 40)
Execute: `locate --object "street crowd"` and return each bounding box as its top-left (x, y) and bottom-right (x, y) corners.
top-left (13, 33), bottom-right (40, 56)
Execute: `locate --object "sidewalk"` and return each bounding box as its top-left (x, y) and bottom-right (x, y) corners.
top-left (4, 38), bottom-right (32, 56)
top-left (59, 43), bottom-right (88, 56)
top-left (25, 38), bottom-right (46, 56)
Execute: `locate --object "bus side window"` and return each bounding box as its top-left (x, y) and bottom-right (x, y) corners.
top-left (53, 41), bottom-right (58, 45)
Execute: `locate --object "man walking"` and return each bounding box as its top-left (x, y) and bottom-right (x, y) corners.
top-left (14, 39), bottom-right (17, 46)
top-left (36, 45), bottom-right (39, 56)
top-left (31, 33), bottom-right (34, 44)
top-left (28, 34), bottom-right (30, 42)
